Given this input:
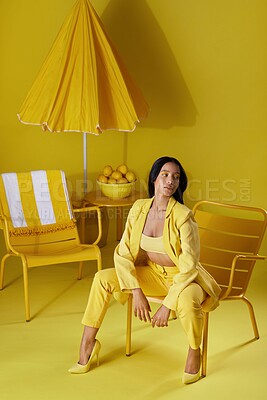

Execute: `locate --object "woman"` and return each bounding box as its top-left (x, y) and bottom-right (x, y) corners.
top-left (69, 156), bottom-right (221, 384)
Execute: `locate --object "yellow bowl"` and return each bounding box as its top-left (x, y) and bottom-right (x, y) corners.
top-left (97, 180), bottom-right (136, 199)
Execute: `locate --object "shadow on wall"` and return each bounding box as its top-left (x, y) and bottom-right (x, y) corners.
top-left (101, 0), bottom-right (197, 129)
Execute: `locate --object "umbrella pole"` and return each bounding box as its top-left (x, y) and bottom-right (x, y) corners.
top-left (83, 132), bottom-right (87, 194)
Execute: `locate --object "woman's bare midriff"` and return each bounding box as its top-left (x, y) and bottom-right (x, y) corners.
top-left (146, 251), bottom-right (176, 267)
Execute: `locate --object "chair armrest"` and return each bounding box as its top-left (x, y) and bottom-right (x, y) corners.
top-left (0, 214), bottom-right (20, 255)
top-left (221, 254), bottom-right (267, 300)
top-left (73, 206), bottom-right (102, 246)
top-left (73, 205), bottom-right (101, 214)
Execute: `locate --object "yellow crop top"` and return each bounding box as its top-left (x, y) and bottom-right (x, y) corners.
top-left (140, 234), bottom-right (167, 254)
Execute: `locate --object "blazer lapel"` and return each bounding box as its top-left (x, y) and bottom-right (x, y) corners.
top-left (163, 197), bottom-right (180, 265)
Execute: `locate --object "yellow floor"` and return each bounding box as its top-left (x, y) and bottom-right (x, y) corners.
top-left (1, 240), bottom-right (267, 400)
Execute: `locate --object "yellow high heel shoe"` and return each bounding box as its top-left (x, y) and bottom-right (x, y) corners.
top-left (68, 339), bottom-right (101, 374)
top-left (182, 352), bottom-right (202, 384)
top-left (182, 368), bottom-right (201, 384)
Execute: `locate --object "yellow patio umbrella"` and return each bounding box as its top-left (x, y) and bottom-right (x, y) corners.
top-left (17, 0), bottom-right (148, 191)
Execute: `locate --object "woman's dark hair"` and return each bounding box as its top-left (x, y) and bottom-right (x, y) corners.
top-left (148, 156), bottom-right (188, 204)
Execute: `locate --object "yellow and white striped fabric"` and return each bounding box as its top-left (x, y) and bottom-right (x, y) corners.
top-left (0, 170), bottom-right (75, 236)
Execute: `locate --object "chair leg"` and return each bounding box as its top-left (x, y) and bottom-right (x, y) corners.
top-left (242, 296), bottom-right (259, 339)
top-left (201, 312), bottom-right (209, 377)
top-left (22, 259), bottom-right (30, 322)
top-left (0, 253), bottom-right (10, 290)
top-left (97, 251), bottom-right (102, 271)
top-left (78, 261), bottom-right (83, 280)
top-left (79, 211), bottom-right (86, 244)
top-left (78, 248), bottom-right (102, 280)
top-left (126, 295), bottom-right (133, 356)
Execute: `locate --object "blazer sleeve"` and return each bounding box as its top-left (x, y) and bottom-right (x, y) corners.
top-left (113, 204), bottom-right (141, 291)
top-left (163, 215), bottom-right (200, 310)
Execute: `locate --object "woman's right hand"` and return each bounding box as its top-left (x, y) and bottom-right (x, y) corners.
top-left (132, 288), bottom-right (151, 322)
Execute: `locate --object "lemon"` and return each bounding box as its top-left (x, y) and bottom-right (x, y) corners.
top-left (107, 178), bottom-right (117, 184)
top-left (117, 164), bottom-right (128, 176)
top-left (126, 171), bottom-right (136, 182)
top-left (111, 170), bottom-right (123, 180)
top-left (98, 174), bottom-right (108, 183)
top-left (117, 177), bottom-right (128, 184)
top-left (103, 165), bottom-right (113, 177)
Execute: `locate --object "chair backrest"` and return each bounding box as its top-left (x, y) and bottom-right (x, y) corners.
top-left (0, 170), bottom-right (80, 253)
top-left (193, 201), bottom-right (267, 299)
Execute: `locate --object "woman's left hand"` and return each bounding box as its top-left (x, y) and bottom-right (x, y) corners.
top-left (151, 305), bottom-right (171, 328)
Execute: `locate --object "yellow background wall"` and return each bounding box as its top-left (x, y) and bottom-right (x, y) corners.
top-left (1, 0), bottom-right (266, 249)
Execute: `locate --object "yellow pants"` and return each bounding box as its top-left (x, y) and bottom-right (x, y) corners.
top-left (82, 261), bottom-right (207, 349)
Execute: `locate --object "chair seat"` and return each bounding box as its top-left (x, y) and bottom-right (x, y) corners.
top-left (14, 244), bottom-right (101, 268)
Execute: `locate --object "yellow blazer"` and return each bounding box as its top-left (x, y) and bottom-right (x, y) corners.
top-left (114, 196), bottom-right (221, 312)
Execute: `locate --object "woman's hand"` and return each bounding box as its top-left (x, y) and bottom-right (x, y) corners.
top-left (132, 288), bottom-right (151, 322)
top-left (151, 305), bottom-right (171, 328)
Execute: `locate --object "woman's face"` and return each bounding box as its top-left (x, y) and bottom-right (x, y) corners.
top-left (154, 162), bottom-right (180, 197)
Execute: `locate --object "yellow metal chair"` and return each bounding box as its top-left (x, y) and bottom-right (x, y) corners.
top-left (0, 170), bottom-right (102, 321)
top-left (192, 200), bottom-right (267, 376)
top-left (125, 201), bottom-right (267, 379)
